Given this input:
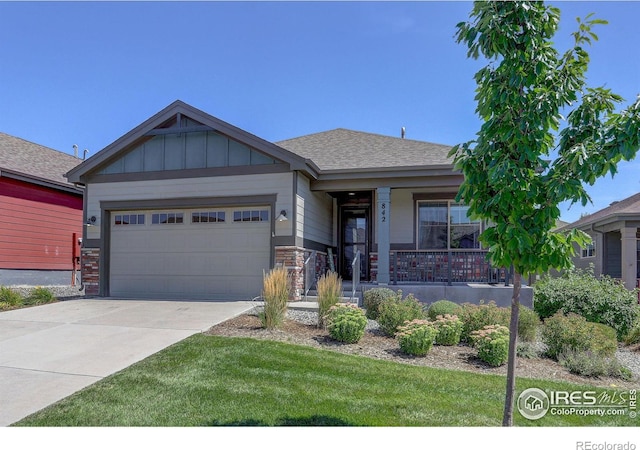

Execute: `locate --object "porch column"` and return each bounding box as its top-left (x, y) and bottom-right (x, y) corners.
top-left (377, 187), bottom-right (391, 285)
top-left (620, 227), bottom-right (637, 290)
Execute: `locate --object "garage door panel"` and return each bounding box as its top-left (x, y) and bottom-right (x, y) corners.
top-left (109, 207), bottom-right (271, 300)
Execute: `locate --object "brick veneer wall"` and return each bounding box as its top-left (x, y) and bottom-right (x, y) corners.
top-left (275, 246), bottom-right (330, 301)
top-left (81, 248), bottom-right (100, 296)
top-left (369, 252), bottom-right (393, 283)
top-left (275, 246), bottom-right (305, 300)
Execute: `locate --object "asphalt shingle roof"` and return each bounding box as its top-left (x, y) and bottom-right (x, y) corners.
top-left (561, 192), bottom-right (640, 230)
top-left (0, 132), bottom-right (82, 188)
top-left (276, 128), bottom-right (454, 171)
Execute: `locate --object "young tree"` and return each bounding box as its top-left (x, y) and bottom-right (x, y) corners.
top-left (451, 1), bottom-right (640, 426)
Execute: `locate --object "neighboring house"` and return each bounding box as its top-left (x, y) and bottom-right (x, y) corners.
top-left (560, 193), bottom-right (640, 291)
top-left (66, 100), bottom-right (524, 303)
top-left (0, 133), bottom-right (84, 286)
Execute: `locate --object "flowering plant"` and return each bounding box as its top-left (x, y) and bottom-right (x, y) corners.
top-left (470, 324), bottom-right (509, 367)
top-left (431, 314), bottom-right (463, 346)
top-left (396, 319), bottom-right (438, 356)
top-left (326, 303), bottom-right (367, 343)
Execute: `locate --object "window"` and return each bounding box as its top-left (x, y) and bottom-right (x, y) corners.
top-left (114, 214), bottom-right (145, 226)
top-left (233, 210), bottom-right (269, 222)
top-left (192, 211), bottom-right (226, 223)
top-left (151, 212), bottom-right (184, 225)
top-left (581, 242), bottom-right (595, 258)
top-left (417, 202), bottom-right (481, 250)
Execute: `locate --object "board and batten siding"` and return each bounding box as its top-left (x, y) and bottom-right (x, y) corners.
top-left (86, 172), bottom-right (294, 240)
top-left (296, 175), bottom-right (333, 246)
top-left (0, 177), bottom-right (83, 270)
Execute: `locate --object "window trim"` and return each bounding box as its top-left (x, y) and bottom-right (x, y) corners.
top-left (416, 200), bottom-right (483, 250)
top-left (581, 242), bottom-right (596, 258)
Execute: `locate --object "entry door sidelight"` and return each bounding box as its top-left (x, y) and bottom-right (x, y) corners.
top-left (341, 209), bottom-right (368, 280)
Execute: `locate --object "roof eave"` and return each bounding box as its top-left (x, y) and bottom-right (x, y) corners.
top-left (0, 168), bottom-right (83, 195)
top-left (317, 164), bottom-right (457, 179)
top-left (569, 213), bottom-right (640, 231)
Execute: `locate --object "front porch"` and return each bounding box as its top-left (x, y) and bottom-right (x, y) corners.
top-left (301, 248), bottom-right (533, 308)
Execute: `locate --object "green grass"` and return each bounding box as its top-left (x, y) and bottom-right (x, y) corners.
top-left (13, 335), bottom-right (635, 426)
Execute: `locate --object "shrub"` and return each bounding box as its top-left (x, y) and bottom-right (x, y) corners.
top-left (457, 301), bottom-right (539, 343)
top-left (470, 325), bottom-right (510, 367)
top-left (431, 314), bottom-right (463, 346)
top-left (24, 287), bottom-right (56, 306)
top-left (517, 306), bottom-right (541, 343)
top-left (317, 272), bottom-right (343, 328)
top-left (377, 291), bottom-right (426, 337)
top-left (362, 287), bottom-right (396, 320)
top-left (624, 307), bottom-right (640, 345)
top-left (326, 304), bottom-right (367, 343)
top-left (0, 286), bottom-right (23, 307)
top-left (541, 312), bottom-right (618, 360)
top-left (558, 350), bottom-right (633, 380)
top-left (427, 300), bottom-right (462, 320)
top-left (260, 267), bottom-right (290, 330)
top-left (458, 301), bottom-right (507, 343)
top-left (589, 322), bottom-right (619, 357)
top-left (534, 267), bottom-right (638, 340)
top-left (396, 319), bottom-right (438, 356)
top-left (516, 342), bottom-right (540, 359)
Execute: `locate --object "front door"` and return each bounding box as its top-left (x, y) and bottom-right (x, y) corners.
top-left (340, 208), bottom-right (368, 280)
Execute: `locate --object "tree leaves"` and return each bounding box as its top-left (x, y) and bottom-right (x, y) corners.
top-left (451, 1), bottom-right (640, 277)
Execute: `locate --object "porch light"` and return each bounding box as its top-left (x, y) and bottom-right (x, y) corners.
top-left (276, 210), bottom-right (288, 222)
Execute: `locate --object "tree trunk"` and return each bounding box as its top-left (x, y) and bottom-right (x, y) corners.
top-left (502, 271), bottom-right (521, 426)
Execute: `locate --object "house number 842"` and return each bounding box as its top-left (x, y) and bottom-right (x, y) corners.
top-left (381, 203), bottom-right (386, 222)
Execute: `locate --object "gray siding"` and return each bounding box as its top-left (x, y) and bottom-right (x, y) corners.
top-left (571, 231), bottom-right (598, 273)
top-left (86, 172), bottom-right (294, 241)
top-left (296, 174), bottom-right (333, 246)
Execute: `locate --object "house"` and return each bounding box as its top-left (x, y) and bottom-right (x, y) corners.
top-left (560, 193), bottom-right (640, 292)
top-left (66, 100), bottom-right (530, 304)
top-left (0, 133), bottom-right (84, 286)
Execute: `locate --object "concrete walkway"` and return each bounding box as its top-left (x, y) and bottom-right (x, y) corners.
top-left (0, 298), bottom-right (255, 426)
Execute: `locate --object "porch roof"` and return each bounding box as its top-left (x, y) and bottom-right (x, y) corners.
top-left (277, 128), bottom-right (455, 171)
top-left (560, 192), bottom-right (640, 230)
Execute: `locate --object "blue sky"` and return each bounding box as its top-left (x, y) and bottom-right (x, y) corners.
top-left (1, 1), bottom-right (639, 223)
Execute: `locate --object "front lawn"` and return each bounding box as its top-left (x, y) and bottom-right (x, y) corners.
top-left (13, 335), bottom-right (636, 426)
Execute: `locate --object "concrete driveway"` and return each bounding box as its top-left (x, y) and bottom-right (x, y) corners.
top-left (0, 298), bottom-right (254, 426)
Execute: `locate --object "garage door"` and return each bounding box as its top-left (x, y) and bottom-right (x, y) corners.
top-left (109, 207), bottom-right (271, 300)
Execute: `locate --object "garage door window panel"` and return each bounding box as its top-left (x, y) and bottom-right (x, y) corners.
top-left (151, 212), bottom-right (184, 225)
top-left (233, 210), bottom-right (269, 222)
top-left (192, 211), bottom-right (226, 223)
top-left (115, 214), bottom-right (145, 226)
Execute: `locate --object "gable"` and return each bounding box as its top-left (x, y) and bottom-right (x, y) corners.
top-left (98, 115), bottom-right (278, 175)
top-left (66, 100), bottom-right (316, 184)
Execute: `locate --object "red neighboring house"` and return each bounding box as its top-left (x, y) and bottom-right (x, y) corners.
top-left (0, 132), bottom-right (83, 286)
